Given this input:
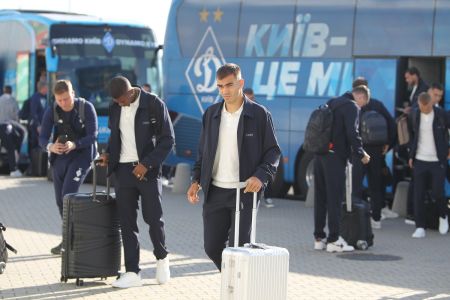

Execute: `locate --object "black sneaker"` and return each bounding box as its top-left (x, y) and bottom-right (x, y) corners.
top-left (51, 242), bottom-right (62, 255)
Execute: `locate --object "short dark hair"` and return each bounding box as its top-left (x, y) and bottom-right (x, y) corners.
top-left (430, 82), bottom-right (443, 91)
top-left (3, 85), bottom-right (12, 94)
top-left (142, 83), bottom-right (151, 91)
top-left (352, 85), bottom-right (371, 102)
top-left (418, 92), bottom-right (431, 105)
top-left (406, 67), bottom-right (420, 77)
top-left (37, 80), bottom-right (47, 91)
top-left (109, 76), bottom-right (131, 99)
top-left (352, 77), bottom-right (368, 88)
top-left (243, 87), bottom-right (254, 95)
top-left (53, 80), bottom-right (72, 95)
top-left (216, 63), bottom-right (241, 80)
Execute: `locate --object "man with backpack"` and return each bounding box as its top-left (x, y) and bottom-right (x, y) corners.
top-left (39, 80), bottom-right (98, 255)
top-left (351, 78), bottom-right (397, 230)
top-left (311, 85), bottom-right (370, 253)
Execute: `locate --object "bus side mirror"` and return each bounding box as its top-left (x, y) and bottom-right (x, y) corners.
top-left (45, 46), bottom-right (59, 72)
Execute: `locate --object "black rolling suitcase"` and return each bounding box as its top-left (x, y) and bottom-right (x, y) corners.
top-left (31, 148), bottom-right (47, 176)
top-left (340, 162), bottom-right (374, 250)
top-left (61, 161), bottom-right (121, 286)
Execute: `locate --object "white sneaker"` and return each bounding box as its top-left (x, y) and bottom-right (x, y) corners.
top-left (263, 197), bottom-right (275, 208)
top-left (10, 170), bottom-right (23, 177)
top-left (314, 238), bottom-right (326, 250)
top-left (111, 272), bottom-right (142, 288)
top-left (381, 207), bottom-right (399, 219)
top-left (405, 216), bottom-right (415, 226)
top-left (439, 216), bottom-right (449, 235)
top-left (371, 218), bottom-right (381, 229)
top-left (326, 236), bottom-right (354, 253)
top-left (156, 257), bottom-right (170, 284)
top-left (412, 228), bottom-right (426, 238)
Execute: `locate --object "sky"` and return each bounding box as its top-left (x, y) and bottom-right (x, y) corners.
top-left (0, 0), bottom-right (172, 44)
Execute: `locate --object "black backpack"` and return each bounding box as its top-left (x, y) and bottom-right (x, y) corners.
top-left (0, 223), bottom-right (17, 274)
top-left (360, 110), bottom-right (388, 145)
top-left (53, 98), bottom-right (86, 125)
top-left (304, 100), bottom-right (349, 154)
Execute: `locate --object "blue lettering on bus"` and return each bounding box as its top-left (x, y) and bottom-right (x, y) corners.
top-left (251, 61), bottom-right (352, 99)
top-left (244, 14), bottom-right (346, 58)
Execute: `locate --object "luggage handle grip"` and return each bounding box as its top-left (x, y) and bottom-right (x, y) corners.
top-left (91, 158), bottom-right (111, 202)
top-left (233, 182), bottom-right (258, 248)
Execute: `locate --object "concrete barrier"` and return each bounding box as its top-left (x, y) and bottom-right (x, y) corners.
top-left (392, 181), bottom-right (409, 217)
top-left (172, 163), bottom-right (191, 194)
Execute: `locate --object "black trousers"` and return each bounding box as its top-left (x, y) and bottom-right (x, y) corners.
top-left (413, 160), bottom-right (447, 228)
top-left (115, 163), bottom-right (168, 274)
top-left (352, 147), bottom-right (384, 221)
top-left (314, 153), bottom-right (346, 243)
top-left (203, 185), bottom-right (255, 271)
top-left (0, 123), bottom-right (24, 172)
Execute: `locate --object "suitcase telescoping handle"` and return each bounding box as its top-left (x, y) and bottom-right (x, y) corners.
top-left (92, 158), bottom-right (111, 201)
top-left (346, 161), bottom-right (352, 213)
top-left (233, 182), bottom-right (258, 248)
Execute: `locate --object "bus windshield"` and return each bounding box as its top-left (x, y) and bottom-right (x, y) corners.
top-left (50, 24), bottom-right (160, 114)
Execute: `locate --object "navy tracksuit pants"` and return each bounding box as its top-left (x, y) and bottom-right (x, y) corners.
top-left (114, 163), bottom-right (168, 274)
top-left (52, 153), bottom-right (91, 217)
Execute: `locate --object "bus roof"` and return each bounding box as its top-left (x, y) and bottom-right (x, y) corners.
top-left (0, 9), bottom-right (149, 29)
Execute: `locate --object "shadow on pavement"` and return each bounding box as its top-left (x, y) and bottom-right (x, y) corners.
top-left (0, 282), bottom-right (116, 300)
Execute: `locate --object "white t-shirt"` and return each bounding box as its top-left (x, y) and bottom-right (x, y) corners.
top-left (119, 91), bottom-right (140, 162)
top-left (212, 102), bottom-right (244, 189)
top-left (416, 110), bottom-right (439, 162)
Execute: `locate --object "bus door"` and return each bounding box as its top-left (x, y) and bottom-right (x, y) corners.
top-left (35, 49), bottom-right (46, 89)
top-left (396, 57), bottom-right (445, 111)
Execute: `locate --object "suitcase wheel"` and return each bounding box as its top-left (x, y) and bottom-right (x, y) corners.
top-left (100, 277), bottom-right (107, 281)
top-left (60, 276), bottom-right (68, 283)
top-left (0, 262), bottom-right (5, 274)
top-left (76, 278), bottom-right (84, 286)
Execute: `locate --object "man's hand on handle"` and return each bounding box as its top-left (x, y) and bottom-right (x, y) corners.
top-left (96, 153), bottom-right (109, 167)
top-left (244, 176), bottom-right (263, 193)
top-left (361, 151), bottom-right (371, 165)
top-left (187, 177), bottom-right (262, 205)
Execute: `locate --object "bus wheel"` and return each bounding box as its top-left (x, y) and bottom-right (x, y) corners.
top-left (266, 157), bottom-right (290, 198)
top-left (295, 151), bottom-right (315, 198)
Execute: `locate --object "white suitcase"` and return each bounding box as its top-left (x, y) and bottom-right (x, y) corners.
top-left (220, 184), bottom-right (289, 300)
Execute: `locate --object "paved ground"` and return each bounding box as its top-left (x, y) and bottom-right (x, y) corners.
top-left (0, 175), bottom-right (449, 300)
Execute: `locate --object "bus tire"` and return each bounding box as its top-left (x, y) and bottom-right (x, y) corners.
top-left (266, 157), bottom-right (290, 198)
top-left (295, 151), bottom-right (315, 198)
